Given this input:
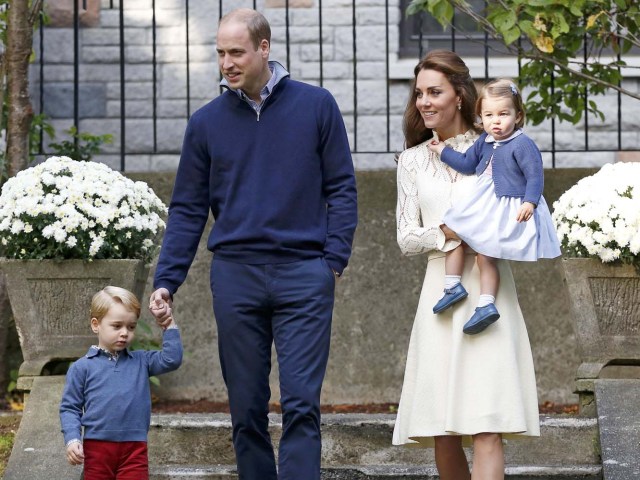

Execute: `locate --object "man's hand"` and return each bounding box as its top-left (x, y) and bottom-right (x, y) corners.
top-left (149, 288), bottom-right (174, 329)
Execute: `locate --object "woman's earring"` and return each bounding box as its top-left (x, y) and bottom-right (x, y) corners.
top-left (457, 104), bottom-right (462, 111)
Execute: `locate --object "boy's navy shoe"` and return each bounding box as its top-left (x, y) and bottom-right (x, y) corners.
top-left (463, 304), bottom-right (500, 335)
top-left (433, 283), bottom-right (468, 314)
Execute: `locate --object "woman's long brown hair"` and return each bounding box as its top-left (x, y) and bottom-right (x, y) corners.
top-left (403, 50), bottom-right (479, 149)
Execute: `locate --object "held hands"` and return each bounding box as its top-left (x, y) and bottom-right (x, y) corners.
top-left (66, 441), bottom-right (84, 465)
top-left (427, 140), bottom-right (446, 156)
top-left (516, 202), bottom-right (535, 223)
top-left (149, 288), bottom-right (174, 330)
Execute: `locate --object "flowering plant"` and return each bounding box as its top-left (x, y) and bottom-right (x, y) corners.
top-left (0, 156), bottom-right (167, 263)
top-left (552, 162), bottom-right (640, 268)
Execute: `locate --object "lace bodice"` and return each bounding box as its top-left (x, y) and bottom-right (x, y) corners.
top-left (396, 130), bottom-right (479, 256)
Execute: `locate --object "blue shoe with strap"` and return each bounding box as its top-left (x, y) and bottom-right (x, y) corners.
top-left (463, 304), bottom-right (500, 335)
top-left (433, 283), bottom-right (468, 314)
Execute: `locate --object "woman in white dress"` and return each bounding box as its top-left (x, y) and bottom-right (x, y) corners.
top-left (393, 50), bottom-right (540, 480)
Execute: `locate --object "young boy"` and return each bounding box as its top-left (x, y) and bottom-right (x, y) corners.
top-left (59, 286), bottom-right (182, 480)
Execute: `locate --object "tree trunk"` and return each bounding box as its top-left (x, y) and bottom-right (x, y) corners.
top-left (2, 0), bottom-right (39, 389)
top-left (5, 0), bottom-right (35, 178)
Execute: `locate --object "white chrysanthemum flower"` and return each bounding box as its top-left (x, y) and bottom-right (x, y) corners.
top-left (42, 225), bottom-right (56, 238)
top-left (554, 162), bottom-right (640, 266)
top-left (53, 228), bottom-right (67, 242)
top-left (0, 156), bottom-right (167, 261)
top-left (630, 235), bottom-right (640, 255)
top-left (10, 220), bottom-right (25, 235)
top-left (40, 172), bottom-right (56, 186)
top-left (89, 237), bottom-right (104, 256)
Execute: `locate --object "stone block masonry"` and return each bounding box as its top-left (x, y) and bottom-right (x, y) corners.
top-left (30, 0), bottom-right (640, 170)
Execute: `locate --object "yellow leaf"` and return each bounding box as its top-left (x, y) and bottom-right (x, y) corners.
top-left (535, 35), bottom-right (554, 53)
top-left (9, 400), bottom-right (24, 412)
top-left (586, 13), bottom-right (600, 30)
top-left (533, 14), bottom-right (547, 32)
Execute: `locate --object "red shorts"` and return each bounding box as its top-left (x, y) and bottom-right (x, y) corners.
top-left (83, 439), bottom-right (148, 480)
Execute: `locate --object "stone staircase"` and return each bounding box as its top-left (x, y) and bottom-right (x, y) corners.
top-left (1, 376), bottom-right (604, 480)
top-left (148, 413), bottom-right (602, 480)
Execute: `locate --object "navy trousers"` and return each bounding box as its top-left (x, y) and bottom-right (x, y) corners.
top-left (210, 257), bottom-right (335, 480)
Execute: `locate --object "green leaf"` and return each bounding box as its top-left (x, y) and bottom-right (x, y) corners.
top-left (519, 19), bottom-right (537, 38)
top-left (569, 4), bottom-right (584, 16)
top-left (407, 0), bottom-right (429, 17)
top-left (524, 0), bottom-right (556, 6)
top-left (493, 10), bottom-right (518, 32)
top-left (503, 26), bottom-right (522, 45)
top-left (429, 0), bottom-right (455, 25)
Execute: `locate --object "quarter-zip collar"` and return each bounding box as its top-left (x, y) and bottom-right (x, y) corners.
top-left (221, 61), bottom-right (289, 120)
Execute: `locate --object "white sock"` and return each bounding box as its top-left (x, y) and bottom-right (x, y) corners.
top-left (444, 275), bottom-right (461, 289)
top-left (477, 294), bottom-right (495, 308)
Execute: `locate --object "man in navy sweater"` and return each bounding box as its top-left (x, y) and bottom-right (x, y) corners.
top-left (149, 8), bottom-right (357, 480)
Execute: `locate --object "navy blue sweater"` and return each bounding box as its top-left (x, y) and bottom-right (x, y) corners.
top-left (59, 328), bottom-right (182, 444)
top-left (441, 131), bottom-right (544, 205)
top-left (154, 76), bottom-right (357, 295)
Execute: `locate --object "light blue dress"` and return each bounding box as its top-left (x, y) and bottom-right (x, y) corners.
top-left (443, 131), bottom-right (561, 261)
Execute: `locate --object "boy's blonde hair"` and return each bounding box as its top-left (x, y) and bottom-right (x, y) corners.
top-left (90, 286), bottom-right (141, 321)
top-left (476, 78), bottom-right (526, 129)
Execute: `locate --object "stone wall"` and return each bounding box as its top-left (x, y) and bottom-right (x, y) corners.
top-left (124, 167), bottom-right (597, 406)
top-left (31, 0), bottom-right (640, 172)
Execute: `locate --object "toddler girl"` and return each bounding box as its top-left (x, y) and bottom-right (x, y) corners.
top-left (428, 78), bottom-right (560, 334)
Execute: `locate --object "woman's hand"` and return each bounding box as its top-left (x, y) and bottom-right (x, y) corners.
top-left (516, 202), bottom-right (535, 222)
top-left (440, 224), bottom-right (460, 242)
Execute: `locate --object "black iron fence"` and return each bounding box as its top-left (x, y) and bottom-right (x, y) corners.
top-left (32, 0), bottom-right (638, 170)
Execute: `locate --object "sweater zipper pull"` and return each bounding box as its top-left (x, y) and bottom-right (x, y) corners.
top-left (256, 110), bottom-right (260, 122)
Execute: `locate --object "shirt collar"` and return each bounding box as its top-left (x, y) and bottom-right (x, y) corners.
top-left (220, 61), bottom-right (290, 101)
top-left (485, 128), bottom-right (523, 145)
top-left (86, 345), bottom-right (132, 359)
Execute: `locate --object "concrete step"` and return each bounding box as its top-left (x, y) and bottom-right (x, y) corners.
top-left (149, 464), bottom-right (602, 480)
top-left (148, 413), bottom-right (601, 467)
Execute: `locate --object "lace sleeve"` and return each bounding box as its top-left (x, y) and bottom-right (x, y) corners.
top-left (396, 151), bottom-right (446, 256)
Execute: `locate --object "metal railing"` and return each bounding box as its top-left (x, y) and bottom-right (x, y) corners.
top-left (33, 0), bottom-right (637, 170)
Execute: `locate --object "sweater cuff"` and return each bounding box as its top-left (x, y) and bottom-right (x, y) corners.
top-left (152, 284), bottom-right (175, 301)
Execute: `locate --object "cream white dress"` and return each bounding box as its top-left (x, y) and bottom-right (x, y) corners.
top-left (392, 131), bottom-right (540, 447)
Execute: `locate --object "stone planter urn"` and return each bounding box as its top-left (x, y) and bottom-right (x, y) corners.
top-left (562, 257), bottom-right (640, 411)
top-left (0, 258), bottom-right (149, 379)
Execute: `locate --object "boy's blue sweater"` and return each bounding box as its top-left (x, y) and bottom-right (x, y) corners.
top-left (440, 130), bottom-right (544, 205)
top-left (59, 328), bottom-right (182, 444)
top-left (154, 75), bottom-right (357, 295)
